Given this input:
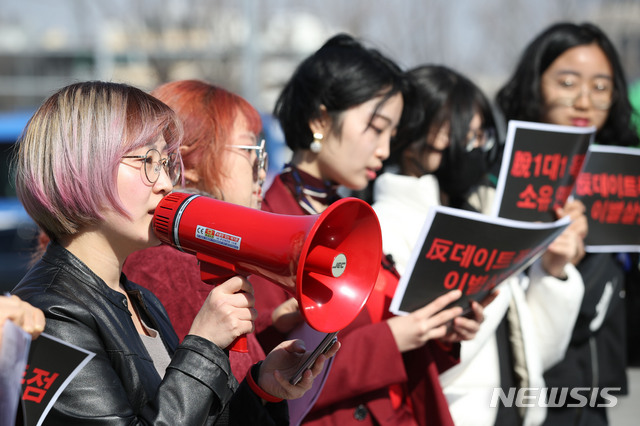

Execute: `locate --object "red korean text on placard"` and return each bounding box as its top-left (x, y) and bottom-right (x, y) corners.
top-left (593, 173), bottom-right (625, 198)
top-left (510, 150), bottom-right (533, 178)
top-left (443, 271), bottom-right (490, 295)
top-left (510, 151), bottom-right (572, 182)
top-left (537, 153), bottom-right (568, 181)
top-left (426, 239), bottom-right (516, 272)
top-left (554, 185), bottom-right (573, 204)
top-left (516, 184), bottom-right (554, 211)
top-left (576, 172), bottom-right (640, 199)
top-left (22, 365), bottom-right (60, 403)
top-left (569, 154), bottom-right (586, 178)
top-left (425, 238), bottom-right (453, 263)
top-left (511, 248), bottom-right (533, 266)
top-left (620, 201), bottom-right (640, 225)
top-left (574, 173), bottom-right (593, 197)
top-left (492, 251), bottom-right (517, 270)
top-left (591, 200), bottom-right (640, 225)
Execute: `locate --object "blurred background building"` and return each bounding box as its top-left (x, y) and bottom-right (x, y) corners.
top-left (0, 0), bottom-right (639, 113)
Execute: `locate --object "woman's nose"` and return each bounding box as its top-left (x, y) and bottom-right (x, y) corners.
top-left (377, 138), bottom-right (391, 161)
top-left (155, 165), bottom-right (174, 193)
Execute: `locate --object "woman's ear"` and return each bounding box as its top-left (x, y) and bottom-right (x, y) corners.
top-left (182, 169), bottom-right (200, 185)
top-left (178, 145), bottom-right (201, 185)
top-left (308, 105), bottom-right (331, 136)
top-left (179, 144), bottom-right (195, 157)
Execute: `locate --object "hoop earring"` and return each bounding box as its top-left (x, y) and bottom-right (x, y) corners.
top-left (310, 133), bottom-right (323, 153)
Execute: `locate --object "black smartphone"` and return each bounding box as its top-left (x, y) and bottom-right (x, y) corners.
top-left (289, 331), bottom-right (338, 385)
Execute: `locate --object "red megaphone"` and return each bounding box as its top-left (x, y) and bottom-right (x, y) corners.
top-left (152, 191), bottom-right (382, 352)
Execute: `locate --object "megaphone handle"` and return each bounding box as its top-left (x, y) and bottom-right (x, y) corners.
top-left (196, 254), bottom-right (249, 352)
top-left (229, 335), bottom-right (249, 352)
top-left (227, 287), bottom-right (249, 352)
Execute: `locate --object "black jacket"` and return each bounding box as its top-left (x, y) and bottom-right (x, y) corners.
top-left (543, 253), bottom-right (628, 404)
top-left (12, 242), bottom-right (288, 425)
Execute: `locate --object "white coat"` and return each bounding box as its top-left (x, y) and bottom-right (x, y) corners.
top-left (372, 172), bottom-right (584, 426)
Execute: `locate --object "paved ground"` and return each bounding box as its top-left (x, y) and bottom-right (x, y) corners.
top-left (608, 367), bottom-right (640, 425)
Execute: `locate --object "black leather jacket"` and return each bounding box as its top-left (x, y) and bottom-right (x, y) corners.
top-left (13, 242), bottom-right (288, 425)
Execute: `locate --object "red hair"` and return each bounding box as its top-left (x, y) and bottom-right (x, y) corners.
top-left (151, 80), bottom-right (262, 193)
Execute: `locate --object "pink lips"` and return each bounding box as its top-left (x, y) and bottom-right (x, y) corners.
top-left (571, 118), bottom-right (591, 127)
top-left (366, 169), bottom-right (378, 181)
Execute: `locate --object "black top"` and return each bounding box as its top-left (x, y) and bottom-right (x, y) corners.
top-left (13, 241), bottom-right (288, 425)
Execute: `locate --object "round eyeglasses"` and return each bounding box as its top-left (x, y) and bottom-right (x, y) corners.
top-left (227, 139), bottom-right (269, 186)
top-left (552, 89), bottom-right (613, 111)
top-left (121, 148), bottom-right (182, 186)
top-left (465, 127), bottom-right (496, 153)
top-left (544, 77), bottom-right (614, 111)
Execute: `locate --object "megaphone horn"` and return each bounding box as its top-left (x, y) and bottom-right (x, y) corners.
top-left (153, 191), bottom-right (382, 350)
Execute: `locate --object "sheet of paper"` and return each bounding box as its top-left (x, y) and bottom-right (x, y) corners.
top-left (492, 120), bottom-right (594, 222)
top-left (0, 320), bottom-right (31, 426)
top-left (390, 205), bottom-right (570, 316)
top-left (572, 144), bottom-right (640, 252)
top-left (21, 333), bottom-right (95, 426)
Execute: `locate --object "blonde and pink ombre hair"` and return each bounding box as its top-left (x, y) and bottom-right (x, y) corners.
top-left (15, 81), bottom-right (182, 240)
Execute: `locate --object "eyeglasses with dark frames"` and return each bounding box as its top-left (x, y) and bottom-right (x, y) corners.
top-left (465, 127), bottom-right (496, 153)
top-left (121, 148), bottom-right (182, 186)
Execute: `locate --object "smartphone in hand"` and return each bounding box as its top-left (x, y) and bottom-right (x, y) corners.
top-left (289, 331), bottom-right (338, 385)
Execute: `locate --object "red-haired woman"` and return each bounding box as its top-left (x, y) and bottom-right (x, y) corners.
top-left (124, 80), bottom-right (270, 381)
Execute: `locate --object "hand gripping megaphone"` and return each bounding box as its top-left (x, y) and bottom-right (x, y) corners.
top-left (152, 191), bottom-right (382, 352)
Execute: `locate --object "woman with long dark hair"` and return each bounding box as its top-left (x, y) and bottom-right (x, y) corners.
top-left (496, 22), bottom-right (639, 426)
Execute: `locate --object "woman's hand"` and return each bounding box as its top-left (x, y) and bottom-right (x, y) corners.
top-left (542, 200), bottom-right (588, 277)
top-left (189, 276), bottom-right (257, 349)
top-left (440, 289), bottom-right (498, 343)
top-left (387, 289), bottom-right (464, 352)
top-left (0, 295), bottom-right (45, 348)
top-left (257, 338), bottom-right (341, 400)
top-left (271, 297), bottom-right (303, 334)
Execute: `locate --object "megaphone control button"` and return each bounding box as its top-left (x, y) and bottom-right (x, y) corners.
top-left (331, 253), bottom-right (347, 278)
